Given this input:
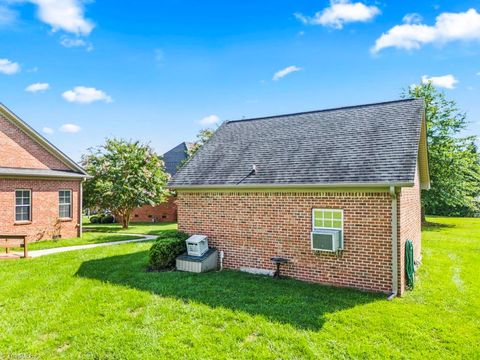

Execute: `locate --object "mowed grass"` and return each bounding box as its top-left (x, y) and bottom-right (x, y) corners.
top-left (26, 232), bottom-right (143, 251)
top-left (0, 217), bottom-right (478, 359)
top-left (83, 221), bottom-right (177, 235)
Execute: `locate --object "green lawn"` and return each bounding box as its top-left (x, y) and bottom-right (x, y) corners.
top-left (27, 232), bottom-right (143, 251)
top-left (83, 221), bottom-right (177, 235)
top-left (0, 217), bottom-right (478, 359)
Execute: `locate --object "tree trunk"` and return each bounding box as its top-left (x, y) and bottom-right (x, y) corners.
top-left (121, 211), bottom-right (131, 229)
top-left (421, 205), bottom-right (426, 224)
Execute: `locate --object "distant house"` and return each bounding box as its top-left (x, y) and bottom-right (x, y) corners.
top-left (169, 99), bottom-right (430, 296)
top-left (0, 104), bottom-right (89, 241)
top-left (131, 142), bottom-right (193, 222)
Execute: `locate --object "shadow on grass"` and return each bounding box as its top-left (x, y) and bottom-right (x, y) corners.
top-left (422, 221), bottom-right (455, 232)
top-left (76, 250), bottom-right (382, 331)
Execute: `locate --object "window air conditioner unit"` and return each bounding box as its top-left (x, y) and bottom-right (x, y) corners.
top-left (186, 235), bottom-right (209, 257)
top-left (311, 229), bottom-right (342, 252)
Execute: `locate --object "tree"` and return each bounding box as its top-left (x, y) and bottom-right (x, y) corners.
top-left (188, 128), bottom-right (215, 158)
top-left (82, 138), bottom-right (169, 228)
top-left (406, 83), bottom-right (480, 218)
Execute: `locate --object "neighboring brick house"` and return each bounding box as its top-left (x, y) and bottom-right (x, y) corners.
top-left (0, 103), bottom-right (89, 242)
top-left (131, 142), bottom-right (193, 222)
top-left (169, 99), bottom-right (430, 296)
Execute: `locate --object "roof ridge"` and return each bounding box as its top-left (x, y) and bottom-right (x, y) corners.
top-left (225, 98), bottom-right (421, 124)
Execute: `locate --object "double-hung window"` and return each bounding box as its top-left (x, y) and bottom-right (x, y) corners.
top-left (59, 190), bottom-right (72, 219)
top-left (15, 190), bottom-right (31, 222)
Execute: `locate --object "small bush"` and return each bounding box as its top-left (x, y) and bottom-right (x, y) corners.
top-left (156, 230), bottom-right (189, 241)
top-left (100, 215), bottom-right (115, 224)
top-left (148, 237), bottom-right (187, 270)
top-left (89, 215), bottom-right (100, 224)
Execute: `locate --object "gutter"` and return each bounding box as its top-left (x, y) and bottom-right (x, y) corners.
top-left (388, 186), bottom-right (398, 300)
top-left (169, 181), bottom-right (414, 190)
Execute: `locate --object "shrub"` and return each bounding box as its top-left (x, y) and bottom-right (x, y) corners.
top-left (89, 215), bottom-right (100, 224)
top-left (156, 230), bottom-right (189, 241)
top-left (148, 237), bottom-right (187, 270)
top-left (100, 214), bottom-right (115, 224)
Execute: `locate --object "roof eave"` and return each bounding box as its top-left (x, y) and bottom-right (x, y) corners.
top-left (168, 181), bottom-right (414, 190)
top-left (0, 173), bottom-right (91, 180)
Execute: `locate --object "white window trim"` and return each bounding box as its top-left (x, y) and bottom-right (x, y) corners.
top-left (15, 189), bottom-right (32, 222)
top-left (59, 189), bottom-right (73, 219)
top-left (311, 208), bottom-right (344, 249)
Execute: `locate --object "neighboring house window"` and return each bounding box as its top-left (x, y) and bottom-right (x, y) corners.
top-left (15, 190), bottom-right (31, 222)
top-left (59, 190), bottom-right (72, 218)
top-left (312, 209), bottom-right (343, 231)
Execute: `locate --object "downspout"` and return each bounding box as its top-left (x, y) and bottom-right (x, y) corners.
top-left (79, 179), bottom-right (84, 238)
top-left (388, 186), bottom-right (398, 300)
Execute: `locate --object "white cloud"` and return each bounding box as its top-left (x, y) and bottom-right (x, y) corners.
top-left (60, 36), bottom-right (93, 51)
top-left (402, 13), bottom-right (423, 24)
top-left (25, 82), bottom-right (50, 93)
top-left (0, 5), bottom-right (16, 25)
top-left (273, 65), bottom-right (302, 81)
top-left (372, 9), bottom-right (480, 53)
top-left (198, 115), bottom-right (220, 126)
top-left (59, 123), bottom-right (81, 133)
top-left (421, 74), bottom-right (458, 89)
top-left (62, 86), bottom-right (113, 104)
top-left (29, 0), bottom-right (94, 36)
top-left (42, 127), bottom-right (54, 134)
top-left (295, 0), bottom-right (380, 29)
top-left (0, 58), bottom-right (20, 75)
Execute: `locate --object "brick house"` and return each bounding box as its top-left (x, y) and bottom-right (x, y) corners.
top-left (131, 142), bottom-right (193, 222)
top-left (0, 104), bottom-right (89, 242)
top-left (169, 99), bottom-right (430, 296)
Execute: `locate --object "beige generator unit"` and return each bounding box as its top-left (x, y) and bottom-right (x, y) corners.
top-left (176, 248), bottom-right (219, 273)
top-left (186, 235), bottom-right (209, 257)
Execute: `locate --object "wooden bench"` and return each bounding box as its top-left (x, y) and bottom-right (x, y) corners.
top-left (0, 235), bottom-right (28, 259)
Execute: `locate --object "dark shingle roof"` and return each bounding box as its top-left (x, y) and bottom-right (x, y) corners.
top-left (163, 142), bottom-right (193, 176)
top-left (169, 99), bottom-right (425, 188)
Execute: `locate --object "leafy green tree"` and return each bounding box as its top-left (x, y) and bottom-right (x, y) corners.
top-left (188, 128), bottom-right (215, 158)
top-left (82, 138), bottom-right (169, 228)
top-left (407, 83), bottom-right (480, 218)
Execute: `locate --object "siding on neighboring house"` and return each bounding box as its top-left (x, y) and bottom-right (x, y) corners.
top-left (0, 114), bottom-right (70, 170)
top-left (131, 196), bottom-right (177, 222)
top-left (0, 179), bottom-right (81, 241)
top-left (0, 105), bottom-right (87, 242)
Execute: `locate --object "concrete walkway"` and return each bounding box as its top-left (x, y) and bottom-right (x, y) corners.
top-left (17, 234), bottom-right (157, 258)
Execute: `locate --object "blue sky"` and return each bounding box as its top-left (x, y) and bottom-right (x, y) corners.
top-left (1, 0), bottom-right (480, 161)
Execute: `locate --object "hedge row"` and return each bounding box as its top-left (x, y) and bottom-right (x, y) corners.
top-left (89, 214), bottom-right (115, 224)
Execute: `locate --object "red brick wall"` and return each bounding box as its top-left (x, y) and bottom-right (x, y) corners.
top-left (398, 167), bottom-right (422, 294)
top-left (177, 191), bottom-right (394, 293)
top-left (131, 196), bottom-right (177, 222)
top-left (0, 114), bottom-right (70, 170)
top-left (0, 179), bottom-right (81, 242)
